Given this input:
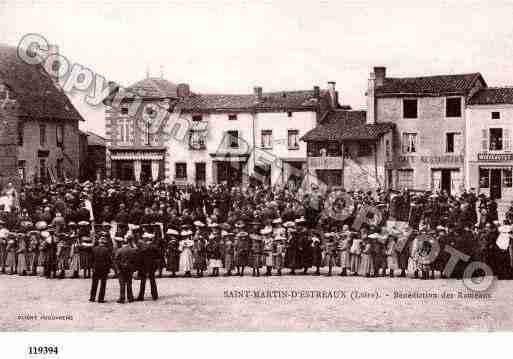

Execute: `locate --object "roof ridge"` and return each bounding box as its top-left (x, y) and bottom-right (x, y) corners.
top-left (386, 72), bottom-right (481, 80)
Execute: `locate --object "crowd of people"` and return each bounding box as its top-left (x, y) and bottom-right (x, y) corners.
top-left (1, 179), bottom-right (512, 303)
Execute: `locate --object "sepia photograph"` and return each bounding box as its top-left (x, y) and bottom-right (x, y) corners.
top-left (1, 1), bottom-right (513, 346)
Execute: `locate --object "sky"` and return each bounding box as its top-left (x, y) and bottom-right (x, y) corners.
top-left (2, 0), bottom-right (513, 135)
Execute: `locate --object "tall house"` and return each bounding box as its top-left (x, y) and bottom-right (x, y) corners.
top-left (367, 66), bottom-right (486, 194)
top-left (166, 83), bottom-right (335, 187)
top-left (0, 44), bottom-right (83, 186)
top-left (466, 87), bottom-right (513, 205)
top-left (105, 77), bottom-right (182, 182)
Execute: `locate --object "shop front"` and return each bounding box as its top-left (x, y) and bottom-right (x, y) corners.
top-left (109, 148), bottom-right (165, 183)
top-left (469, 153), bottom-right (513, 200)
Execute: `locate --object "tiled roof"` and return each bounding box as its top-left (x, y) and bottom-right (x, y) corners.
top-left (376, 73), bottom-right (485, 97)
top-left (468, 87), bottom-right (513, 105)
top-left (126, 77), bottom-right (179, 99)
top-left (301, 110), bottom-right (394, 141)
top-left (177, 90), bottom-right (323, 112)
top-left (85, 131), bottom-right (106, 147)
top-left (0, 44), bottom-right (83, 121)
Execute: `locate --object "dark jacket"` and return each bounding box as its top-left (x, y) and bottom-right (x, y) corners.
top-left (91, 245), bottom-right (112, 275)
top-left (114, 245), bottom-right (137, 272)
top-left (137, 242), bottom-right (161, 273)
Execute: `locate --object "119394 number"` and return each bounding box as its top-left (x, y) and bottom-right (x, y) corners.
top-left (28, 346), bottom-right (59, 355)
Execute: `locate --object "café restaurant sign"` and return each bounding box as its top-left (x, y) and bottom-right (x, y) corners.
top-left (477, 152), bottom-right (513, 162)
top-left (397, 154), bottom-right (464, 164)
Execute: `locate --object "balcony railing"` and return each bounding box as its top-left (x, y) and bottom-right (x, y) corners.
top-left (308, 156), bottom-right (343, 170)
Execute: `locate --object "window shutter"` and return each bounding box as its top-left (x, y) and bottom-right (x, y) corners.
top-left (116, 119), bottom-right (123, 143)
top-left (401, 134), bottom-right (407, 153)
top-left (128, 120), bottom-right (134, 143)
top-left (454, 133), bottom-right (462, 154)
top-left (481, 129), bottom-right (488, 151)
top-left (504, 129), bottom-right (511, 151)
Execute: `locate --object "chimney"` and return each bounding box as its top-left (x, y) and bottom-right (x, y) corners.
top-left (366, 71), bottom-right (376, 124)
top-left (46, 44), bottom-right (61, 89)
top-left (313, 85), bottom-right (320, 99)
top-left (177, 83), bottom-right (190, 98)
top-left (374, 66), bottom-right (386, 87)
top-left (327, 81), bottom-right (338, 108)
top-left (254, 86), bottom-right (263, 101)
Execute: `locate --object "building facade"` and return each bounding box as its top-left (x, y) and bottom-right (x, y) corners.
top-left (302, 109), bottom-right (394, 191)
top-left (80, 131), bottom-right (106, 181)
top-left (0, 45), bottom-right (82, 186)
top-left (165, 83), bottom-right (336, 187)
top-left (367, 67), bottom-right (486, 195)
top-left (105, 77), bottom-right (183, 183)
top-left (466, 87), bottom-right (513, 202)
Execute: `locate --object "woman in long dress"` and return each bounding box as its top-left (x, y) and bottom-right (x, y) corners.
top-left (385, 235), bottom-right (399, 277)
top-left (358, 237), bottom-right (374, 277)
top-left (179, 231), bottom-right (194, 277)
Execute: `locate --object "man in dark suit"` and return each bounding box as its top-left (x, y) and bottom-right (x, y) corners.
top-left (136, 233), bottom-right (160, 301)
top-left (89, 237), bottom-right (112, 303)
top-left (114, 237), bottom-right (137, 304)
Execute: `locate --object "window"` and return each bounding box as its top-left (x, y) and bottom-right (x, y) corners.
top-left (403, 99), bottom-right (418, 119)
top-left (192, 115), bottom-right (203, 122)
top-left (189, 130), bottom-right (206, 150)
top-left (39, 124), bottom-right (46, 146)
top-left (504, 169), bottom-right (512, 188)
top-left (446, 132), bottom-right (461, 153)
top-left (121, 106), bottom-right (129, 115)
top-left (490, 128), bottom-right (503, 150)
top-left (175, 163), bottom-right (187, 179)
top-left (287, 130), bottom-right (299, 150)
top-left (228, 114), bottom-right (237, 121)
top-left (119, 119), bottom-right (131, 143)
top-left (17, 122), bottom-right (23, 146)
top-left (56, 124), bottom-right (64, 148)
top-left (287, 111), bottom-right (293, 118)
top-left (227, 130), bottom-right (239, 148)
top-left (479, 168), bottom-right (489, 188)
top-left (492, 112), bottom-right (501, 119)
top-left (327, 141), bottom-right (341, 157)
top-left (397, 169), bottom-right (414, 190)
top-left (18, 160), bottom-right (25, 181)
top-left (358, 143), bottom-right (373, 156)
top-left (39, 158), bottom-right (47, 181)
top-left (446, 97), bottom-right (462, 117)
top-left (261, 130), bottom-right (273, 149)
top-left (56, 158), bottom-right (63, 179)
top-left (401, 133), bottom-right (417, 153)
top-left (195, 162), bottom-right (206, 183)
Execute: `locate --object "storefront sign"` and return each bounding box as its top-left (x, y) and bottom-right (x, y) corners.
top-left (397, 155), bottom-right (463, 164)
top-left (477, 153), bottom-right (513, 162)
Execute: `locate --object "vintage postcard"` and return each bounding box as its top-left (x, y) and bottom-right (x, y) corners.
top-left (0, 0), bottom-right (512, 339)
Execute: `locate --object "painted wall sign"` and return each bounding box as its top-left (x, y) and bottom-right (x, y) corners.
top-left (397, 155), bottom-right (463, 164)
top-left (477, 153), bottom-right (513, 162)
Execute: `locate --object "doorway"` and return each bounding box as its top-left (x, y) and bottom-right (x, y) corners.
top-left (490, 169), bottom-right (502, 199)
top-left (441, 169), bottom-right (451, 195)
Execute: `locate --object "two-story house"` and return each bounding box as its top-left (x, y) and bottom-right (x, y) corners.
top-left (367, 67), bottom-right (486, 194)
top-left (466, 87), bottom-right (513, 202)
top-left (166, 83), bottom-right (336, 187)
top-left (0, 44), bottom-right (83, 186)
top-left (301, 108), bottom-right (394, 191)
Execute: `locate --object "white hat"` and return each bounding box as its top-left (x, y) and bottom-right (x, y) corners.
top-left (194, 220), bottom-right (205, 227)
top-left (180, 230), bottom-right (192, 236)
top-left (272, 218), bottom-right (282, 225)
top-left (142, 233), bottom-right (155, 239)
top-left (166, 229), bottom-right (179, 235)
top-left (40, 231), bottom-right (50, 239)
top-left (260, 227), bottom-right (272, 235)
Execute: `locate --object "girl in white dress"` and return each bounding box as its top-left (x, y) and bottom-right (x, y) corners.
top-left (179, 230), bottom-right (194, 276)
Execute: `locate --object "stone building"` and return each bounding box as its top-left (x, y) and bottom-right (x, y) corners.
top-left (167, 83), bottom-right (337, 187)
top-left (367, 67), bottom-right (486, 194)
top-left (105, 77), bottom-right (181, 182)
top-left (301, 109), bottom-right (394, 191)
top-left (79, 131), bottom-right (106, 181)
top-left (466, 87), bottom-right (513, 205)
top-left (0, 44), bottom-right (83, 186)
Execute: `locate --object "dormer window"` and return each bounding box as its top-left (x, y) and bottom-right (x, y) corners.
top-left (228, 114), bottom-right (237, 121)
